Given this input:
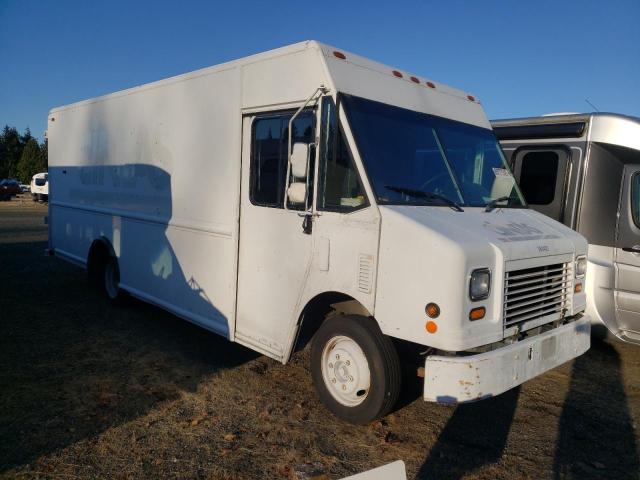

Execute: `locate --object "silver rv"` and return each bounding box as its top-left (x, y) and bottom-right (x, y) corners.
top-left (492, 113), bottom-right (640, 344)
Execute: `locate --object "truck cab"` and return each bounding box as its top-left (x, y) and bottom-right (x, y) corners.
top-left (277, 89), bottom-right (590, 419)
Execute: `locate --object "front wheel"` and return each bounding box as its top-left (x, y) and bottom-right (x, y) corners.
top-left (310, 315), bottom-right (401, 424)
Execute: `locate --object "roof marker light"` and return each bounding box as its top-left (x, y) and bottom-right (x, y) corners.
top-left (426, 81), bottom-right (436, 89)
top-left (392, 70), bottom-right (403, 78)
top-left (410, 76), bottom-right (420, 84)
top-left (467, 95), bottom-right (476, 102)
top-left (333, 51), bottom-right (346, 60)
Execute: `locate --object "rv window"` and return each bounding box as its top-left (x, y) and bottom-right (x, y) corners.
top-left (250, 112), bottom-right (314, 208)
top-left (318, 98), bottom-right (368, 212)
top-left (632, 173), bottom-right (640, 228)
top-left (519, 151), bottom-right (559, 205)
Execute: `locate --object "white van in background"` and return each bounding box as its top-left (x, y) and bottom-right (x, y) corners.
top-left (492, 113), bottom-right (640, 344)
top-left (47, 41), bottom-right (590, 424)
top-left (30, 172), bottom-right (49, 202)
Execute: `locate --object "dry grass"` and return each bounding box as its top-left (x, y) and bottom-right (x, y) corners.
top-left (0, 199), bottom-right (639, 479)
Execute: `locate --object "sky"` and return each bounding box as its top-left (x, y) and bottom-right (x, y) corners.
top-left (1, 0), bottom-right (639, 140)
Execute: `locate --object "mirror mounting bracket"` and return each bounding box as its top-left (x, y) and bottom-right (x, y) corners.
top-left (284, 85), bottom-right (330, 211)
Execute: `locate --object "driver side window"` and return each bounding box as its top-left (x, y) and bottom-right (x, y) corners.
top-left (250, 111), bottom-right (314, 209)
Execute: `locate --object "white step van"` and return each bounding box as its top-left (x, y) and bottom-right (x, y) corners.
top-left (492, 114), bottom-right (640, 345)
top-left (48, 41), bottom-right (590, 423)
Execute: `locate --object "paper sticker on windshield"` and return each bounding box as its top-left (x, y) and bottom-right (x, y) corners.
top-left (492, 168), bottom-right (512, 178)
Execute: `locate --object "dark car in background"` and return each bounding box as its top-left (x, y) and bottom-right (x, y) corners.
top-left (0, 179), bottom-right (21, 200)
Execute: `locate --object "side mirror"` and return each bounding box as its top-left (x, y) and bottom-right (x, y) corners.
top-left (286, 142), bottom-right (311, 209)
top-left (290, 142), bottom-right (309, 178)
top-left (287, 182), bottom-right (307, 205)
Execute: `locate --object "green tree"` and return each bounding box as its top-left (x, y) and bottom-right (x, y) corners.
top-left (16, 138), bottom-right (41, 183)
top-left (0, 126), bottom-right (45, 180)
top-left (20, 127), bottom-right (33, 145)
top-left (38, 139), bottom-right (48, 173)
top-left (0, 125), bottom-right (22, 178)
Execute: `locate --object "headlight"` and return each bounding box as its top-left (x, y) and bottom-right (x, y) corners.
top-left (469, 268), bottom-right (491, 301)
top-left (575, 255), bottom-right (587, 278)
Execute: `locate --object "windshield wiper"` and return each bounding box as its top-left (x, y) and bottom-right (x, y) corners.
top-left (384, 185), bottom-right (464, 212)
top-left (485, 196), bottom-right (512, 212)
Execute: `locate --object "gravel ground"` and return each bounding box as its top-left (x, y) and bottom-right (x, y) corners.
top-left (1, 199), bottom-right (639, 479)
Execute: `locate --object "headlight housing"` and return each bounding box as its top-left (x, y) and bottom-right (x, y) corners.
top-left (575, 255), bottom-right (587, 278)
top-left (469, 268), bottom-right (491, 301)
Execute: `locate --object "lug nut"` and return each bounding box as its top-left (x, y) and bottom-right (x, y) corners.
top-left (349, 376), bottom-right (354, 382)
top-left (335, 354), bottom-right (340, 360)
top-left (346, 360), bottom-right (350, 366)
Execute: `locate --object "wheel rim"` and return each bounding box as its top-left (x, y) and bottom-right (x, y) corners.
top-left (320, 335), bottom-right (371, 407)
top-left (104, 260), bottom-right (119, 299)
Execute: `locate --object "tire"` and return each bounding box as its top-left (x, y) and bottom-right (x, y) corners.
top-left (310, 314), bottom-right (401, 424)
top-left (102, 255), bottom-right (125, 303)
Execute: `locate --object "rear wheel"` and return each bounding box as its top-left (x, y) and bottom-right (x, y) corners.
top-left (102, 255), bottom-right (125, 303)
top-left (310, 314), bottom-right (401, 424)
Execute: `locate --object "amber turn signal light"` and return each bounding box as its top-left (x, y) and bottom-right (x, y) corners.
top-left (574, 283), bottom-right (583, 293)
top-left (425, 303), bottom-right (440, 318)
top-left (469, 307), bottom-right (486, 321)
top-left (426, 321), bottom-right (438, 334)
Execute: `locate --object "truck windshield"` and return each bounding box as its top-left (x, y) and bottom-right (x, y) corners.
top-left (341, 94), bottom-right (526, 208)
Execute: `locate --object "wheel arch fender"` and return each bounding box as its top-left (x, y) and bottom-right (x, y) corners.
top-left (285, 291), bottom-right (374, 362)
top-left (87, 236), bottom-right (117, 284)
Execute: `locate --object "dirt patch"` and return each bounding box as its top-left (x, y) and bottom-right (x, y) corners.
top-left (1, 199), bottom-right (639, 479)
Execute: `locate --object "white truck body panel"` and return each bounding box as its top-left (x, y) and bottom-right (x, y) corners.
top-left (49, 41), bottom-right (589, 403)
top-left (376, 206), bottom-right (587, 351)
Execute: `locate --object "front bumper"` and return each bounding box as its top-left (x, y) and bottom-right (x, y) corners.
top-left (423, 315), bottom-right (591, 403)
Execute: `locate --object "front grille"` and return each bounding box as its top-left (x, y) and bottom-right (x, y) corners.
top-left (503, 262), bottom-right (571, 328)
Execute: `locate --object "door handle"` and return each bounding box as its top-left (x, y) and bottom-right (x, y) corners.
top-left (622, 246), bottom-right (640, 254)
